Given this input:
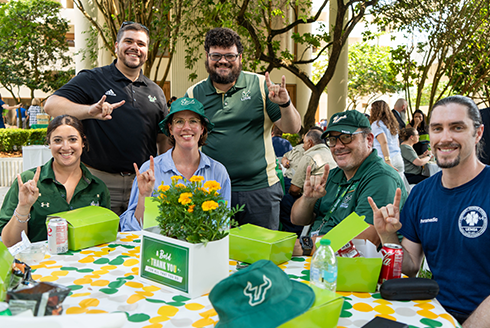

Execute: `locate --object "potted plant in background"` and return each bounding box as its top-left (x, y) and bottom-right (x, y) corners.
top-left (139, 175), bottom-right (242, 298)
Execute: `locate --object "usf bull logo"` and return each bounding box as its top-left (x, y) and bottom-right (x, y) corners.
top-left (243, 275), bottom-right (272, 306)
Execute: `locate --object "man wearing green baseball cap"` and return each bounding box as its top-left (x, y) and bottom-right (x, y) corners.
top-left (290, 110), bottom-right (407, 255)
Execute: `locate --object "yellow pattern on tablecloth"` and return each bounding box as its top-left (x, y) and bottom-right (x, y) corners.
top-left (92, 269), bottom-right (110, 275)
top-left (124, 258), bottom-right (139, 266)
top-left (353, 303), bottom-right (373, 312)
top-left (353, 292), bottom-right (372, 299)
top-left (199, 308), bottom-right (217, 317)
top-left (158, 305), bottom-right (179, 316)
top-left (39, 275), bottom-right (59, 282)
top-left (373, 304), bottom-right (395, 315)
top-left (127, 294), bottom-right (146, 304)
top-left (185, 303), bottom-right (205, 311)
top-left (373, 299), bottom-right (393, 305)
top-left (376, 313), bottom-right (397, 321)
top-left (70, 293), bottom-right (91, 297)
top-left (135, 290), bottom-right (155, 297)
top-left (417, 309), bottom-right (439, 319)
top-left (73, 277), bottom-right (93, 284)
top-left (126, 281), bottom-right (144, 288)
top-left (143, 285), bottom-right (161, 292)
top-left (90, 279), bottom-right (110, 286)
top-left (192, 318), bottom-right (215, 327)
top-left (52, 270), bottom-right (69, 276)
top-left (149, 316), bottom-right (171, 323)
top-left (79, 256), bottom-right (95, 263)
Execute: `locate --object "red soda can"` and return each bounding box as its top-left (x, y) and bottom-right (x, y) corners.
top-left (336, 241), bottom-right (361, 258)
top-left (47, 218), bottom-right (68, 254)
top-left (379, 243), bottom-right (403, 283)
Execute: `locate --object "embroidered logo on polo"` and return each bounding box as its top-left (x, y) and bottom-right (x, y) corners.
top-left (41, 202), bottom-right (50, 208)
top-left (148, 95), bottom-right (157, 102)
top-left (180, 98), bottom-right (196, 106)
top-left (458, 206), bottom-right (487, 238)
top-left (332, 115), bottom-right (347, 124)
top-left (241, 90), bottom-right (251, 101)
top-left (340, 193), bottom-right (353, 208)
top-left (243, 275), bottom-right (272, 306)
top-left (105, 89), bottom-right (117, 96)
top-left (90, 201), bottom-right (100, 206)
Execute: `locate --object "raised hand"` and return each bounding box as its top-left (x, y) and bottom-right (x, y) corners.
top-left (87, 95), bottom-right (125, 120)
top-left (303, 164), bottom-right (329, 199)
top-left (17, 166), bottom-right (41, 208)
top-left (265, 72), bottom-right (290, 106)
top-left (134, 156), bottom-right (155, 198)
top-left (368, 188), bottom-right (402, 241)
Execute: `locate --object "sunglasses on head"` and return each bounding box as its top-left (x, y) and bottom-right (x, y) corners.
top-left (120, 21), bottom-right (149, 33)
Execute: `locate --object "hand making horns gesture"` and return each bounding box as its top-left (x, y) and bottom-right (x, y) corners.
top-left (134, 156), bottom-right (156, 198)
top-left (265, 72), bottom-right (290, 106)
top-left (17, 166), bottom-right (41, 208)
top-left (88, 95), bottom-right (125, 120)
top-left (368, 188), bottom-right (403, 238)
top-left (303, 164), bottom-right (330, 200)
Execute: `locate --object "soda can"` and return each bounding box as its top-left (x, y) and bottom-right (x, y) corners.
top-left (0, 302), bottom-right (11, 316)
top-left (379, 243), bottom-right (403, 284)
top-left (47, 217), bottom-right (68, 254)
top-left (336, 241), bottom-right (361, 258)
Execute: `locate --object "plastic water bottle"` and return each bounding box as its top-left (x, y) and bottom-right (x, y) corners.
top-left (310, 238), bottom-right (337, 291)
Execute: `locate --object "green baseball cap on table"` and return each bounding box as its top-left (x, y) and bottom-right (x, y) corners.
top-left (321, 110), bottom-right (371, 139)
top-left (158, 97), bottom-right (215, 136)
top-left (209, 259), bottom-right (315, 328)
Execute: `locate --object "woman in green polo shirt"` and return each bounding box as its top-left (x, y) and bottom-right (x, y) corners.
top-left (0, 115), bottom-right (110, 246)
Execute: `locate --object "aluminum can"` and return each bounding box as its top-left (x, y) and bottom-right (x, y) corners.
top-left (379, 243), bottom-right (403, 284)
top-left (336, 241), bottom-right (361, 258)
top-left (0, 302), bottom-right (11, 316)
top-left (47, 217), bottom-right (68, 254)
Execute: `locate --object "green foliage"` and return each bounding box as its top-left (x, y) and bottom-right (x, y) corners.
top-left (0, 0), bottom-right (73, 100)
top-left (0, 128), bottom-right (47, 152)
top-left (283, 133), bottom-right (301, 147)
top-left (153, 175), bottom-right (243, 244)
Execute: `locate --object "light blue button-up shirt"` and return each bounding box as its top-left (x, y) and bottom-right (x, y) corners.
top-left (119, 149), bottom-right (231, 231)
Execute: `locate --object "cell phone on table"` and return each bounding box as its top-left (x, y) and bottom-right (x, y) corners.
top-left (361, 317), bottom-right (409, 328)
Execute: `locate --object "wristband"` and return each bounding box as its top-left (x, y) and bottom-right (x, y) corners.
top-left (14, 210), bottom-right (31, 223)
top-left (279, 99), bottom-right (291, 108)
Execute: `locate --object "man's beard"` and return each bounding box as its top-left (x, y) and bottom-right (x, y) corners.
top-left (400, 111), bottom-right (407, 123)
top-left (436, 154), bottom-right (460, 169)
top-left (206, 59), bottom-right (242, 84)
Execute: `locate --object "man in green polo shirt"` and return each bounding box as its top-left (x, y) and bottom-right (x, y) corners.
top-left (291, 110), bottom-right (407, 255)
top-left (185, 27), bottom-right (301, 229)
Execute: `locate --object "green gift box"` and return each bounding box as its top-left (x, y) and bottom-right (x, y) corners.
top-left (229, 224), bottom-right (296, 265)
top-left (0, 241), bottom-right (14, 301)
top-left (47, 206), bottom-right (119, 251)
top-left (279, 285), bottom-right (344, 328)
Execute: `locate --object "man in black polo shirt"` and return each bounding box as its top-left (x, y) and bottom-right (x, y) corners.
top-left (45, 22), bottom-right (168, 215)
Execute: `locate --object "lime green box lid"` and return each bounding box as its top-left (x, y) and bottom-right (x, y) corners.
top-left (229, 224), bottom-right (296, 265)
top-left (280, 285), bottom-right (344, 328)
top-left (0, 241), bottom-right (14, 301)
top-left (47, 206), bottom-right (119, 251)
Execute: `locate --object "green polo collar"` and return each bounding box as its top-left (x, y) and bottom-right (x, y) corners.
top-left (204, 71), bottom-right (247, 96)
top-left (39, 158), bottom-right (94, 186)
top-left (330, 149), bottom-right (380, 185)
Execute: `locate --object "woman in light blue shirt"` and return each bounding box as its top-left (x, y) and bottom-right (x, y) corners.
top-left (369, 100), bottom-right (404, 173)
top-left (120, 98), bottom-right (231, 231)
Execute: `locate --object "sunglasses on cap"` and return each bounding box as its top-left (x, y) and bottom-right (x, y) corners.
top-left (120, 21), bottom-right (149, 33)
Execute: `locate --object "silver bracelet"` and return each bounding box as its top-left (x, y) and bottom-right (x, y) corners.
top-left (14, 210), bottom-right (31, 223)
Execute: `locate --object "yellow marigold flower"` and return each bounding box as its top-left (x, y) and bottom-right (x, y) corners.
top-left (188, 205), bottom-right (195, 213)
top-left (204, 180), bottom-right (221, 191)
top-left (189, 175), bottom-right (205, 182)
top-left (158, 184), bottom-right (170, 192)
top-left (202, 200), bottom-right (219, 211)
top-left (171, 175), bottom-right (183, 182)
top-left (178, 192), bottom-right (193, 205)
top-left (175, 183), bottom-right (186, 188)
top-left (158, 194), bottom-right (166, 200)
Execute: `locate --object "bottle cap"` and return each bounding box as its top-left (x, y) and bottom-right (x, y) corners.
top-left (319, 238), bottom-right (331, 246)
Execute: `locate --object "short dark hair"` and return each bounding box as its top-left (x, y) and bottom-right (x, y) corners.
top-left (204, 28), bottom-right (243, 54)
top-left (167, 114), bottom-right (209, 148)
top-left (431, 95), bottom-right (483, 156)
top-left (46, 115), bottom-right (88, 151)
top-left (116, 22), bottom-right (150, 44)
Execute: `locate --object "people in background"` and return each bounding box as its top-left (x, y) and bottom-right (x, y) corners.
top-left (120, 97), bottom-right (231, 231)
top-left (16, 104), bottom-right (27, 129)
top-left (167, 96), bottom-right (177, 107)
top-left (369, 100), bottom-right (404, 173)
top-left (400, 127), bottom-right (431, 184)
top-left (0, 93), bottom-right (21, 129)
top-left (0, 115), bottom-right (110, 246)
top-left (185, 27), bottom-right (301, 230)
top-left (408, 109), bottom-right (430, 155)
top-left (272, 125), bottom-right (293, 158)
top-left (369, 96), bottom-right (490, 325)
top-left (392, 98), bottom-right (408, 131)
top-left (27, 98), bottom-right (42, 127)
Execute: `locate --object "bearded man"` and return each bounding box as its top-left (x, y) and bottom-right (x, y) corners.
top-left (45, 22), bottom-right (169, 215)
top-left (185, 27), bottom-right (301, 229)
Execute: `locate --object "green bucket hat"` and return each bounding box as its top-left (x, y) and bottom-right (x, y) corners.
top-left (321, 110), bottom-right (371, 139)
top-left (209, 260), bottom-right (315, 328)
top-left (158, 97), bottom-right (215, 136)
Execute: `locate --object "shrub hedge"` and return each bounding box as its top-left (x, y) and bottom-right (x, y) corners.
top-left (0, 128), bottom-right (47, 152)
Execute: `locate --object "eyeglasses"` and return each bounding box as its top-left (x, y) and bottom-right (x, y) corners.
top-left (325, 131), bottom-right (364, 148)
top-left (208, 53), bottom-right (240, 62)
top-left (120, 21), bottom-right (149, 33)
top-left (172, 118), bottom-right (201, 128)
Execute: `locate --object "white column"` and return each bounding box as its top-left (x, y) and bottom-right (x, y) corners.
top-left (327, 0), bottom-right (349, 118)
top-left (73, 0), bottom-right (94, 73)
top-left (296, 23), bottom-right (312, 121)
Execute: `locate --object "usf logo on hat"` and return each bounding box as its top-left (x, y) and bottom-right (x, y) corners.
top-left (209, 260), bottom-right (315, 328)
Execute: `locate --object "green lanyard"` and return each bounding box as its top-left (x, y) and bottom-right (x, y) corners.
top-left (316, 180), bottom-right (359, 233)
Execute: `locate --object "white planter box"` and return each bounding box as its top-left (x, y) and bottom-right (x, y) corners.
top-left (139, 226), bottom-right (229, 299)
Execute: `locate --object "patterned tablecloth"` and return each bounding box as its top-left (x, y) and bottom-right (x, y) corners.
top-left (30, 232), bottom-right (461, 328)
